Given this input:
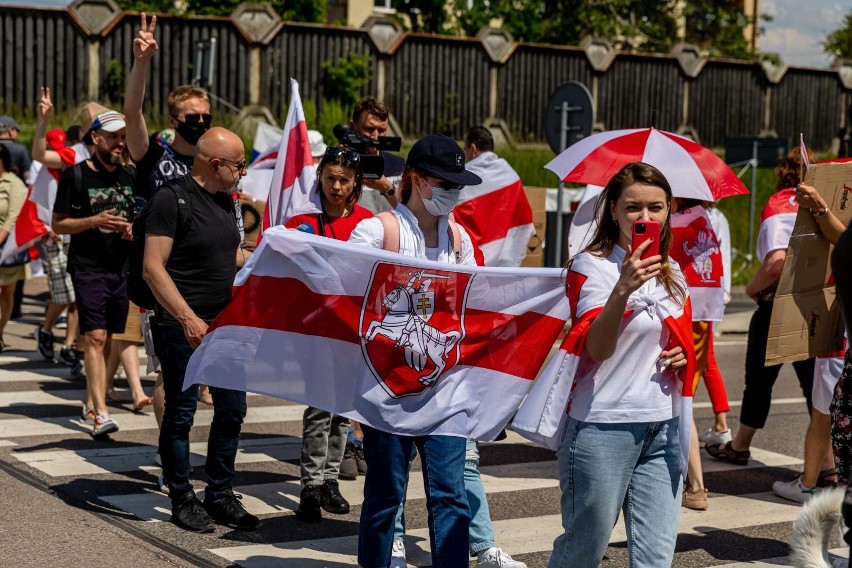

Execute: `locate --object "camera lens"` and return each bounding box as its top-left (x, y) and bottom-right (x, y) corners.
top-left (635, 223), bottom-right (646, 234)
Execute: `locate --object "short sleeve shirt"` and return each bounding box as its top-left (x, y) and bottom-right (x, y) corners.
top-left (53, 160), bottom-right (136, 274)
top-left (145, 175), bottom-right (240, 323)
top-left (133, 136), bottom-right (194, 200)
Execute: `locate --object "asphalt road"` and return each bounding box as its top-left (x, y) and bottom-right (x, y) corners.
top-left (0, 281), bottom-right (846, 568)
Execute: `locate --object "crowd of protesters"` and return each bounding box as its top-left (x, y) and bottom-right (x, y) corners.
top-left (2, 10), bottom-right (852, 568)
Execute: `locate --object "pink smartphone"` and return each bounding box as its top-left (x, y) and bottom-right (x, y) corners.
top-left (632, 220), bottom-right (661, 260)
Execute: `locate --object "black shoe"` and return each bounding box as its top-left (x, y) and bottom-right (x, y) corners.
top-left (320, 479), bottom-right (350, 515)
top-left (340, 443), bottom-right (358, 480)
top-left (353, 443), bottom-right (367, 475)
top-left (58, 345), bottom-right (77, 366)
top-left (296, 484), bottom-right (322, 522)
top-left (171, 490), bottom-right (216, 533)
top-left (203, 489), bottom-right (260, 530)
top-left (70, 357), bottom-right (84, 380)
top-left (36, 326), bottom-right (54, 361)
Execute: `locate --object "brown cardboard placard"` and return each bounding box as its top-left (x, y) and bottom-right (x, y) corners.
top-left (522, 186), bottom-right (547, 267)
top-left (765, 162), bottom-right (852, 364)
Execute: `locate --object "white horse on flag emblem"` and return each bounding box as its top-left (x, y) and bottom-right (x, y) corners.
top-left (365, 271), bottom-right (461, 386)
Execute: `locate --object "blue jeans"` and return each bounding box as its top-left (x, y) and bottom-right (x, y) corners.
top-left (155, 321), bottom-right (247, 499)
top-left (393, 439), bottom-right (494, 555)
top-left (358, 425), bottom-right (470, 568)
top-left (549, 417), bottom-right (682, 568)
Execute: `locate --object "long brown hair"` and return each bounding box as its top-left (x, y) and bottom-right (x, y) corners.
top-left (775, 147), bottom-right (815, 190)
top-left (579, 161), bottom-right (687, 304)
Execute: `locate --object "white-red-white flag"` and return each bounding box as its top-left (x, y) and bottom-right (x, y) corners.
top-left (261, 80), bottom-right (320, 239)
top-left (512, 250), bottom-right (695, 473)
top-left (0, 186), bottom-right (48, 263)
top-left (757, 188), bottom-right (799, 263)
top-left (453, 152), bottom-right (534, 267)
top-left (184, 227), bottom-right (569, 440)
top-left (669, 205), bottom-right (725, 322)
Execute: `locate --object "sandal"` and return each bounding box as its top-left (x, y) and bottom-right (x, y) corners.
top-left (705, 441), bottom-right (750, 465)
top-left (817, 467), bottom-right (839, 488)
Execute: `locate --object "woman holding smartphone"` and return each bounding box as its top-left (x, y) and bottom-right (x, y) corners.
top-left (538, 162), bottom-right (694, 567)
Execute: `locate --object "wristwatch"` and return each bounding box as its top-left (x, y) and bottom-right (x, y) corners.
top-left (813, 206), bottom-right (828, 217)
top-left (384, 179), bottom-right (398, 197)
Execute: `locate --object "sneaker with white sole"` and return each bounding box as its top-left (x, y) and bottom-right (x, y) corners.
top-left (389, 539), bottom-right (407, 568)
top-left (698, 428), bottom-right (732, 446)
top-left (771, 476), bottom-right (816, 503)
top-left (36, 325), bottom-right (55, 361)
top-left (477, 547), bottom-right (527, 568)
top-left (91, 413), bottom-right (119, 438)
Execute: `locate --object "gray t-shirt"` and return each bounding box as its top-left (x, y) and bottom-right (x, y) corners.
top-left (0, 140), bottom-right (31, 181)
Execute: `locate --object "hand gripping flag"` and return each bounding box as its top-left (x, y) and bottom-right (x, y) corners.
top-left (260, 79), bottom-right (321, 240)
top-left (453, 151), bottom-right (535, 267)
top-left (512, 251), bottom-right (696, 474)
top-left (184, 227), bottom-right (570, 441)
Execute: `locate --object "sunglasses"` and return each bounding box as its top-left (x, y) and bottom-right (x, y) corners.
top-left (217, 157), bottom-right (247, 172)
top-left (436, 182), bottom-right (464, 191)
top-left (172, 113), bottom-right (213, 124)
top-left (325, 147), bottom-right (360, 162)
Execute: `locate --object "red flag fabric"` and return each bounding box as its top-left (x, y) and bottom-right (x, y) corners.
top-left (670, 206), bottom-right (725, 322)
top-left (453, 152), bottom-right (534, 267)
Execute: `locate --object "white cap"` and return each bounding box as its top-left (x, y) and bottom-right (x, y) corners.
top-left (308, 130), bottom-right (327, 158)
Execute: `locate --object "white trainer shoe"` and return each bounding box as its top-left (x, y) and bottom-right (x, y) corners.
top-left (477, 547), bottom-right (527, 568)
top-left (389, 539), bottom-right (407, 568)
top-left (698, 428), bottom-right (732, 446)
top-left (771, 476), bottom-right (816, 504)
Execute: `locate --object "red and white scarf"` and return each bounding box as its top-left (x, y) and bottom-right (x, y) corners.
top-left (512, 249), bottom-right (695, 474)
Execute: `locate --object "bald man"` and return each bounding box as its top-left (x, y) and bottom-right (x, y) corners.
top-left (142, 127), bottom-right (257, 533)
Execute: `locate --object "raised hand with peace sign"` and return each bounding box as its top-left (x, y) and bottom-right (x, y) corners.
top-left (133, 13), bottom-right (158, 62)
top-left (37, 86), bottom-right (54, 122)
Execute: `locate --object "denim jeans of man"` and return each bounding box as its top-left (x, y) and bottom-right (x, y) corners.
top-left (300, 406), bottom-right (350, 485)
top-left (393, 439), bottom-right (494, 556)
top-left (358, 425), bottom-right (470, 568)
top-left (155, 321), bottom-right (247, 499)
top-left (548, 417), bottom-right (682, 568)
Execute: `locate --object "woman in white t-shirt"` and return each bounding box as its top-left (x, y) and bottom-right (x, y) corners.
top-left (547, 162), bottom-right (692, 568)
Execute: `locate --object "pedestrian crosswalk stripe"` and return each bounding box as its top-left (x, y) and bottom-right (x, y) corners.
top-left (0, 386), bottom-right (260, 407)
top-left (207, 492), bottom-right (805, 567)
top-left (0, 403), bottom-right (306, 439)
top-left (100, 460), bottom-right (560, 522)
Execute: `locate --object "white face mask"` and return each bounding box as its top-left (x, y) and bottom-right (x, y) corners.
top-left (419, 184), bottom-right (460, 217)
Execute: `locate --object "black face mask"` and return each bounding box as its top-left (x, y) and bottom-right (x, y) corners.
top-left (175, 120), bottom-right (210, 146)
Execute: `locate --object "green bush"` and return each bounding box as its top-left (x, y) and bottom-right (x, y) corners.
top-left (321, 53), bottom-right (372, 108)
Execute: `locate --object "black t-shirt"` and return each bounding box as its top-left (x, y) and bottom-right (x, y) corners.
top-left (53, 158), bottom-right (136, 275)
top-left (146, 175), bottom-right (239, 323)
top-left (382, 150), bottom-right (405, 177)
top-left (133, 135), bottom-right (194, 200)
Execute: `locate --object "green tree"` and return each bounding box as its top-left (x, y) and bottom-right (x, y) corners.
top-left (321, 53), bottom-right (372, 107)
top-left (824, 10), bottom-right (852, 65)
top-left (392, 0), bottom-right (450, 33)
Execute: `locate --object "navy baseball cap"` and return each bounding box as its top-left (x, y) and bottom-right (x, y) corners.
top-left (406, 134), bottom-right (482, 188)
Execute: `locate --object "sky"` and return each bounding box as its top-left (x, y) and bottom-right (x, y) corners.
top-left (760, 0), bottom-right (848, 68)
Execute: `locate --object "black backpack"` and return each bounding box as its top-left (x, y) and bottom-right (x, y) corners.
top-left (128, 182), bottom-right (193, 310)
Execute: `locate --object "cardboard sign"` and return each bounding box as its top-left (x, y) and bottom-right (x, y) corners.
top-left (765, 162), bottom-right (852, 365)
top-left (521, 186), bottom-right (547, 268)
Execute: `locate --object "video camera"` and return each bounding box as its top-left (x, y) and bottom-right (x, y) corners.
top-left (332, 124), bottom-right (402, 179)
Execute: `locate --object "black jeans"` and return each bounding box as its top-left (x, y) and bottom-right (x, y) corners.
top-left (740, 300), bottom-right (814, 429)
top-left (154, 320), bottom-right (247, 499)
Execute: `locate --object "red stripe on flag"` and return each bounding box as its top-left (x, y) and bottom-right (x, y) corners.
top-left (211, 274), bottom-right (565, 381)
top-left (453, 179), bottom-right (533, 246)
top-left (282, 121), bottom-right (312, 191)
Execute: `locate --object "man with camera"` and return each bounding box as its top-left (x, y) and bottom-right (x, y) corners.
top-left (338, 97), bottom-right (404, 214)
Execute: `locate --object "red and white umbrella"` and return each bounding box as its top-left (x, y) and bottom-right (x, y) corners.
top-left (545, 128), bottom-right (749, 201)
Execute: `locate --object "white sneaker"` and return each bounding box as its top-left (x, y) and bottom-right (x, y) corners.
top-left (157, 473), bottom-right (169, 495)
top-left (389, 539), bottom-right (407, 568)
top-left (90, 413), bottom-right (119, 437)
top-left (698, 428), bottom-right (732, 445)
top-left (477, 547), bottom-right (527, 568)
top-left (771, 476), bottom-right (816, 503)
